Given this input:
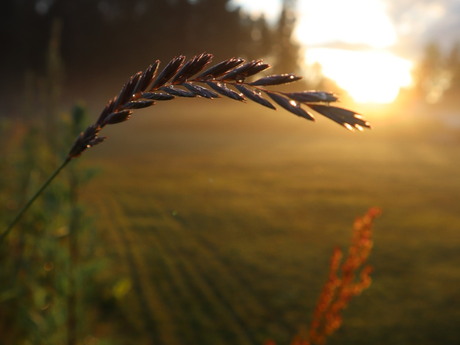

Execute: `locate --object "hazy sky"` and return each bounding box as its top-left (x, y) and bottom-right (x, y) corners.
top-left (230, 0), bottom-right (460, 57)
top-left (229, 0), bottom-right (459, 103)
top-left (386, 0), bottom-right (460, 54)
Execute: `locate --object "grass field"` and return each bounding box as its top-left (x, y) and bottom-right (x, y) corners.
top-left (81, 100), bottom-right (460, 345)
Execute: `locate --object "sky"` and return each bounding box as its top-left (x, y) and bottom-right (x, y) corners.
top-left (230, 0), bottom-right (460, 103)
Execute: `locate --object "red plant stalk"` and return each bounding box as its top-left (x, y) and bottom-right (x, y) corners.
top-left (307, 207), bottom-right (381, 345)
top-left (264, 208), bottom-right (380, 345)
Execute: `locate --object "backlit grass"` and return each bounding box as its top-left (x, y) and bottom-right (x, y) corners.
top-left (82, 101), bottom-right (460, 345)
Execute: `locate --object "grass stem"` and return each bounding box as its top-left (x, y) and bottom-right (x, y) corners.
top-left (0, 156), bottom-right (72, 242)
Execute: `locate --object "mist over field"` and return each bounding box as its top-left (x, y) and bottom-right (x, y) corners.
top-left (79, 100), bottom-right (460, 344)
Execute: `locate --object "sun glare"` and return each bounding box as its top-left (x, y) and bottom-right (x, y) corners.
top-left (305, 48), bottom-right (413, 104)
top-left (233, 0), bottom-right (415, 104)
top-left (294, 0), bottom-right (413, 104)
top-left (230, 0), bottom-right (281, 21)
top-left (296, 0), bottom-right (397, 49)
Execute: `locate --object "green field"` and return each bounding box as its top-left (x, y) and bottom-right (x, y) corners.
top-left (81, 100), bottom-right (460, 345)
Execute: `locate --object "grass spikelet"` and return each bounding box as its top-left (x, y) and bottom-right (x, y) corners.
top-left (2, 53), bottom-right (372, 241)
top-left (68, 53), bottom-right (371, 158)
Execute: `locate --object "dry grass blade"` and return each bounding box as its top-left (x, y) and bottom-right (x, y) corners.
top-left (171, 53), bottom-right (213, 84)
top-left (134, 60), bottom-right (160, 93)
top-left (116, 72), bottom-right (143, 108)
top-left (183, 83), bottom-right (219, 99)
top-left (307, 104), bottom-right (371, 131)
top-left (141, 92), bottom-right (175, 101)
top-left (234, 84), bottom-right (275, 109)
top-left (103, 110), bottom-right (133, 125)
top-left (196, 57), bottom-right (245, 80)
top-left (123, 100), bottom-right (155, 109)
top-left (283, 91), bottom-right (339, 103)
top-left (265, 91), bottom-right (315, 120)
top-left (151, 55), bottom-right (186, 89)
top-left (220, 60), bottom-right (270, 82)
top-left (160, 86), bottom-right (196, 98)
top-left (68, 125), bottom-right (105, 158)
top-left (250, 73), bottom-right (302, 86)
top-left (67, 53), bottom-right (371, 158)
top-left (206, 81), bottom-right (245, 101)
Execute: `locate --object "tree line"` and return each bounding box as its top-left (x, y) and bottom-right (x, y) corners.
top-left (411, 41), bottom-right (460, 107)
top-left (0, 0), bottom-right (302, 106)
top-left (2, 0), bottom-right (459, 113)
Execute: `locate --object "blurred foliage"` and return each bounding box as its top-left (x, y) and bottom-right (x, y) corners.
top-left (0, 0), bottom-right (300, 93)
top-left (0, 0), bottom-right (329, 117)
top-left (1, 104), bottom-right (111, 344)
top-left (0, 105), bottom-right (112, 345)
top-left (0, 24), bottom-right (120, 345)
top-left (411, 40), bottom-right (460, 106)
top-left (272, 0), bottom-right (302, 75)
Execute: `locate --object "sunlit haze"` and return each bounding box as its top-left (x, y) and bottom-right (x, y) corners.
top-left (305, 48), bottom-right (412, 104)
top-left (231, 0), bottom-right (415, 104)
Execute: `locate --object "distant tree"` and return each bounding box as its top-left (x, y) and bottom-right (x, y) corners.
top-left (239, 13), bottom-right (273, 61)
top-left (272, 0), bottom-right (302, 75)
top-left (0, 0), bottom-right (293, 115)
top-left (412, 42), bottom-right (450, 104)
top-left (186, 0), bottom-right (248, 59)
top-left (0, 0), bottom-right (51, 98)
top-left (443, 42), bottom-right (460, 106)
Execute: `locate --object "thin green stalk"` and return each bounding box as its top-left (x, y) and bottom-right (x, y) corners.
top-left (67, 167), bottom-right (79, 345)
top-left (0, 156), bottom-right (73, 242)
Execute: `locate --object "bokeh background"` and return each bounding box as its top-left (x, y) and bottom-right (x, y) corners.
top-left (1, 1), bottom-right (460, 345)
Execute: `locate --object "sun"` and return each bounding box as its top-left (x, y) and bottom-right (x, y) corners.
top-left (294, 0), bottom-right (413, 104)
top-left (305, 48), bottom-right (413, 104)
top-left (232, 0), bottom-right (414, 104)
top-left (296, 0), bottom-right (397, 49)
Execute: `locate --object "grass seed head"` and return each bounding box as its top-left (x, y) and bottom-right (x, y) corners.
top-left (67, 53), bottom-right (371, 158)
